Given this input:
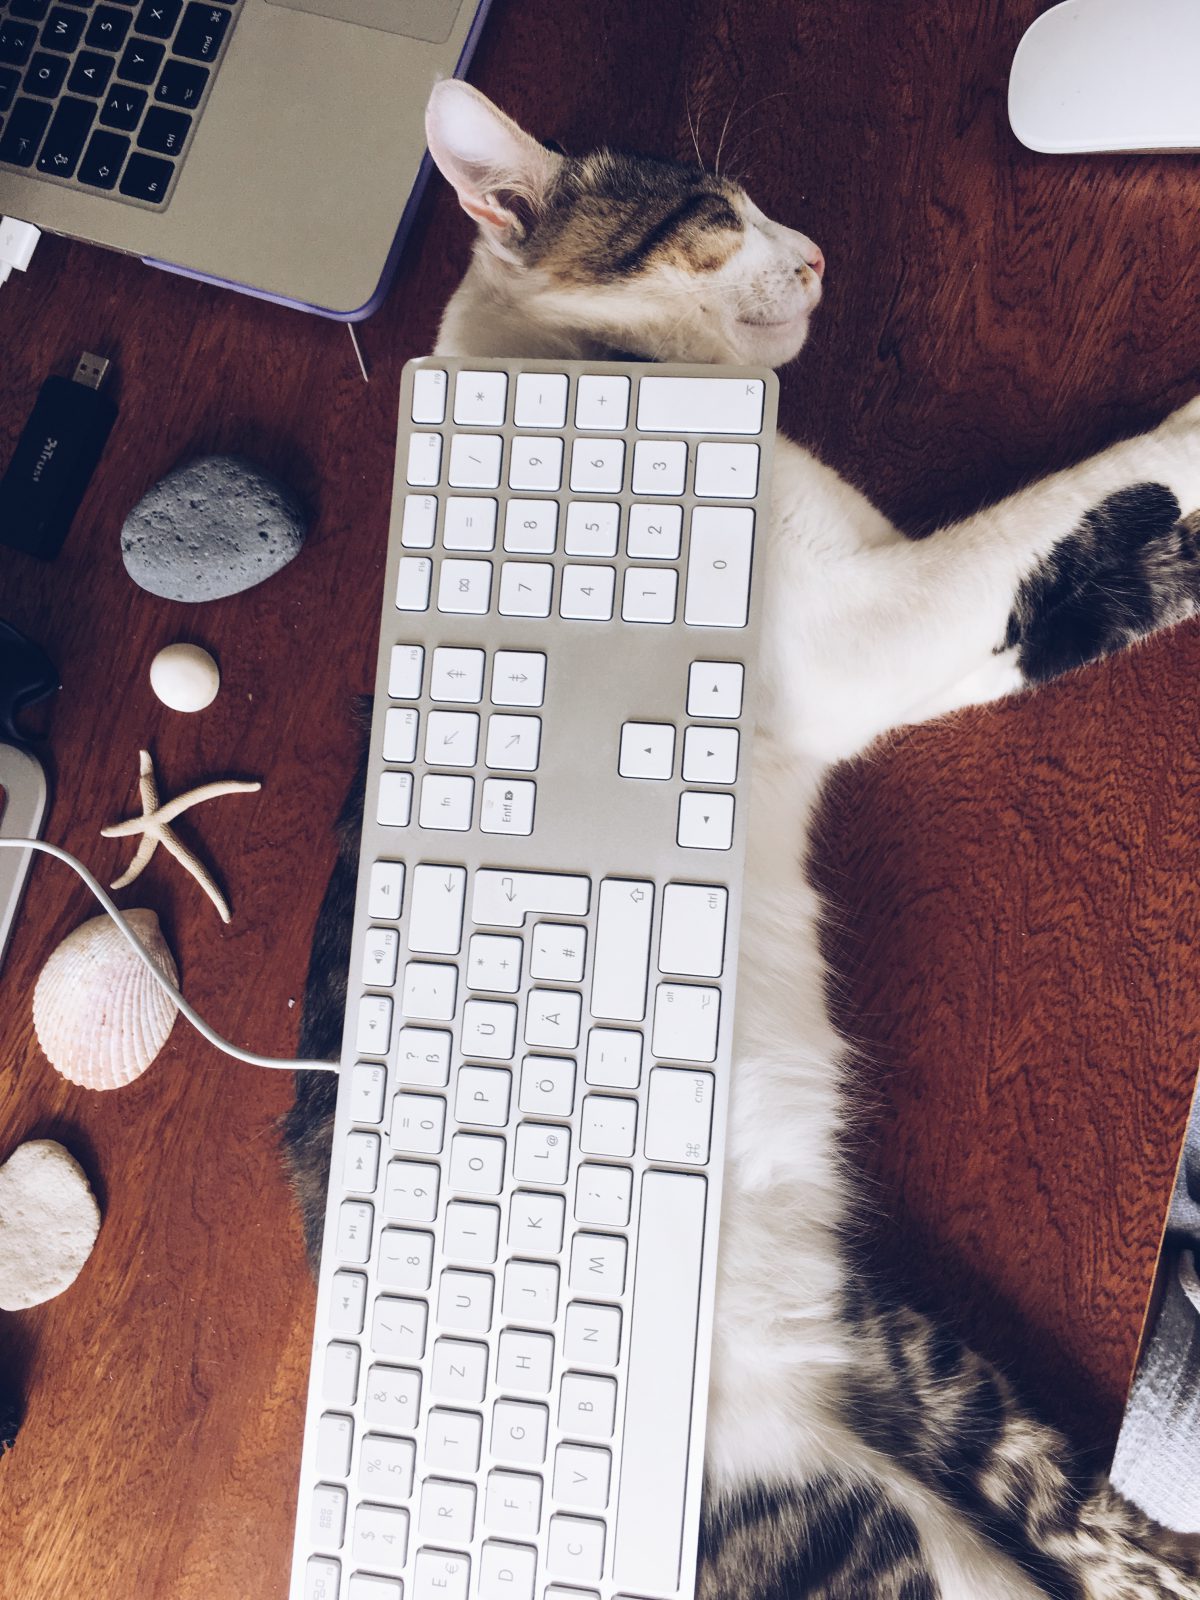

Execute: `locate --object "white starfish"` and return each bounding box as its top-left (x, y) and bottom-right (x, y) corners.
top-left (101, 748), bottom-right (261, 924)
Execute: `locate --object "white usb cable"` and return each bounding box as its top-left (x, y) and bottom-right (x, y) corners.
top-left (0, 837), bottom-right (338, 1074)
top-left (0, 217), bottom-right (42, 289)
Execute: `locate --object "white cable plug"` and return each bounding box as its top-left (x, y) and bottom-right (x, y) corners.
top-left (0, 836), bottom-right (338, 1075)
top-left (0, 217), bottom-right (41, 289)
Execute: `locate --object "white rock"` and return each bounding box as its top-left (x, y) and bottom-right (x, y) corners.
top-left (0, 1140), bottom-right (101, 1311)
top-left (150, 642), bottom-right (220, 713)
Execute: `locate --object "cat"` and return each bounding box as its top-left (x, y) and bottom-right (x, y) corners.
top-left (284, 78), bottom-right (1200, 1600)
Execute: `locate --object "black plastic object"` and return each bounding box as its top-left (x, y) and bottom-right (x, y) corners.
top-left (0, 619), bottom-right (59, 746)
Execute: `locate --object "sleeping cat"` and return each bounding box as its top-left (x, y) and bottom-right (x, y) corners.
top-left (284, 79), bottom-right (1200, 1600)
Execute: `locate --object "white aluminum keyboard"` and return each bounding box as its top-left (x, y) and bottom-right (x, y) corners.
top-left (289, 358), bottom-right (779, 1600)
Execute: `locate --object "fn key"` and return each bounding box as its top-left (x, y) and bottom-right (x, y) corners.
top-left (119, 150), bottom-right (174, 202)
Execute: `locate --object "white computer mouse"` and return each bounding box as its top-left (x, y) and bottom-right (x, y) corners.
top-left (1008, 0), bottom-right (1200, 154)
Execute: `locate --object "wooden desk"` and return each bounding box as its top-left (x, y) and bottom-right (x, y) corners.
top-left (2, 1), bottom-right (1199, 1592)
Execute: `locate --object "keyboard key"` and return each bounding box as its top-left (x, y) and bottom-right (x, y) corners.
top-left (39, 8), bottom-right (84, 51)
top-left (491, 1399), bottom-right (548, 1464)
top-left (687, 659), bottom-right (743, 718)
top-left (316, 1412), bottom-right (354, 1478)
top-left (514, 370), bottom-right (567, 428)
top-left (529, 922), bottom-right (586, 983)
top-left (355, 994), bottom-right (392, 1057)
top-left (485, 1471), bottom-right (542, 1537)
top-left (524, 989), bottom-right (582, 1049)
top-left (350, 1571), bottom-right (401, 1600)
top-left (558, 1374), bottom-right (617, 1440)
top-left (568, 1232), bottom-right (626, 1297)
top-left (562, 1302), bottom-right (622, 1367)
top-left (621, 565), bottom-right (677, 624)
top-left (442, 495), bottom-right (496, 551)
top-left (485, 713), bottom-right (540, 772)
top-left (490, 650), bottom-right (546, 707)
top-left (677, 790), bottom-right (735, 851)
top-left (579, 1095), bottom-right (637, 1157)
top-left (408, 864), bottom-right (466, 955)
top-left (424, 709), bottom-right (479, 768)
top-left (35, 94), bottom-right (93, 174)
top-left (437, 1268), bottom-right (494, 1333)
top-left (418, 773), bottom-right (474, 831)
top-left (343, 1130), bottom-right (380, 1192)
top-left (591, 876), bottom-right (653, 1021)
top-left (405, 432), bottom-right (442, 487)
top-left (381, 706), bottom-right (418, 764)
top-left (574, 1162), bottom-right (632, 1226)
top-left (548, 1513), bottom-right (606, 1581)
top-left (465, 936), bottom-right (522, 996)
top-left (631, 438), bottom-right (687, 496)
top-left (0, 68), bottom-right (19, 111)
top-left (453, 368), bottom-right (507, 425)
top-left (564, 500), bottom-right (619, 557)
top-left (85, 3), bottom-right (130, 47)
top-left (359, 1433), bottom-right (415, 1499)
top-left (134, 0), bottom-right (178, 33)
top-left (682, 724), bottom-right (739, 784)
top-left (497, 559), bottom-right (553, 617)
top-left (448, 1130), bottom-right (507, 1193)
top-left (329, 1270), bottom-right (367, 1334)
top-left (479, 778), bottom-right (536, 836)
top-left (618, 722), bottom-right (673, 781)
top-left (305, 1555), bottom-right (340, 1599)
top-left (503, 498), bottom-right (557, 554)
top-left (513, 1122), bottom-right (570, 1185)
top-left (395, 1026), bottom-right (451, 1087)
top-left (553, 1442), bottom-right (612, 1509)
top-left (371, 1294), bottom-right (427, 1360)
top-left (636, 373), bottom-right (764, 433)
top-left (559, 564), bottom-right (614, 621)
top-left (0, 94), bottom-right (50, 161)
top-left (173, 0), bottom-right (230, 61)
top-left (383, 1159), bottom-right (439, 1222)
top-left (154, 55), bottom-right (207, 107)
top-left (410, 367), bottom-right (447, 424)
top-left (627, 501), bottom-right (683, 559)
top-left (336, 1200), bottom-right (373, 1264)
top-left (478, 1541), bottom-right (537, 1600)
top-left (569, 436), bottom-right (624, 493)
top-left (375, 771), bottom-right (413, 828)
top-left (400, 492), bottom-right (436, 547)
top-left (367, 859), bottom-right (404, 921)
top-left (455, 1064), bottom-right (513, 1134)
top-left (68, 50), bottom-right (113, 94)
top-left (24, 51), bottom-right (67, 96)
top-left (137, 103), bottom-right (189, 154)
top-left (518, 1056), bottom-right (575, 1118)
top-left (659, 883), bottom-right (727, 976)
top-left (443, 1198), bottom-right (501, 1262)
top-left (651, 982), bottom-right (719, 1062)
top-left (349, 1062), bottom-right (386, 1124)
top-left (437, 557), bottom-right (492, 614)
top-left (695, 439), bottom-right (759, 498)
top-left (0, 20), bottom-right (38, 65)
top-left (472, 869), bottom-right (590, 930)
top-left (388, 643), bottom-right (424, 697)
top-left (645, 1067), bottom-right (714, 1164)
top-left (612, 1171), bottom-right (706, 1592)
top-left (323, 1341), bottom-right (360, 1408)
top-left (497, 1327), bottom-right (554, 1390)
top-left (360, 926), bottom-right (398, 988)
top-left (401, 960), bottom-right (457, 1021)
top-left (353, 1501), bottom-right (409, 1570)
top-left (390, 1092), bottom-right (445, 1155)
top-left (378, 1227), bottom-right (433, 1291)
top-left (685, 505), bottom-right (754, 627)
top-left (99, 82), bottom-right (143, 128)
top-left (118, 149), bottom-right (173, 201)
top-left (431, 1337), bottom-right (488, 1403)
top-left (115, 36), bottom-right (163, 81)
top-left (508, 434), bottom-right (562, 492)
top-left (425, 1409), bottom-right (484, 1474)
top-left (502, 1262), bottom-right (559, 1325)
top-left (448, 432), bottom-right (502, 489)
top-left (412, 1549), bottom-right (469, 1600)
top-left (508, 1190), bottom-right (565, 1254)
top-left (584, 1027), bottom-right (642, 1089)
top-left (460, 998), bottom-right (518, 1060)
top-left (575, 374), bottom-right (629, 430)
top-left (6, 0), bottom-right (47, 20)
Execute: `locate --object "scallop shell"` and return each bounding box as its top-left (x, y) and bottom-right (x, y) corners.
top-left (33, 910), bottom-right (179, 1090)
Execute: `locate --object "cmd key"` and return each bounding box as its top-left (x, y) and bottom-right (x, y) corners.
top-left (173, 0), bottom-right (230, 61)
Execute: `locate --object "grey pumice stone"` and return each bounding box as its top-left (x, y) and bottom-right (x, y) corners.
top-left (121, 454), bottom-right (307, 602)
top-left (0, 1139), bottom-right (101, 1311)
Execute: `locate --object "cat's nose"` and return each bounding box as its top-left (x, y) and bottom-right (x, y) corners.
top-left (799, 244), bottom-right (825, 279)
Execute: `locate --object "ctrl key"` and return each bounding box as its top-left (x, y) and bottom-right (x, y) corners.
top-left (304, 1555), bottom-right (340, 1600)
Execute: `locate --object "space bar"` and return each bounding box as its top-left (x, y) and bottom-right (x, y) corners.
top-left (613, 1170), bottom-right (707, 1593)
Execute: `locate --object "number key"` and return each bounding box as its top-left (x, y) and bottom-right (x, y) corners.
top-left (0, 19), bottom-right (38, 63)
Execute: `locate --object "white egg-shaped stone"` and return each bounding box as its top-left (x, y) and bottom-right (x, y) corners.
top-left (149, 642), bottom-right (220, 713)
top-left (33, 910), bottom-right (179, 1090)
top-left (0, 1140), bottom-right (101, 1311)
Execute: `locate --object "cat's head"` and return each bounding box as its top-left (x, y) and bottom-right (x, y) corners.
top-left (426, 81), bottom-right (825, 368)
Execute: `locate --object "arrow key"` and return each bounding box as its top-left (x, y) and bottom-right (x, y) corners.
top-left (676, 791), bottom-right (734, 851)
top-left (431, 645), bottom-right (485, 703)
top-left (618, 721), bottom-right (674, 780)
top-left (681, 724), bottom-right (739, 784)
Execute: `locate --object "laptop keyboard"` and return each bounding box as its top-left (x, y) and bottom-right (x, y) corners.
top-left (0, 0), bottom-right (235, 206)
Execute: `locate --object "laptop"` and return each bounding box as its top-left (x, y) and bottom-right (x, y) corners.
top-left (0, 0), bottom-right (492, 317)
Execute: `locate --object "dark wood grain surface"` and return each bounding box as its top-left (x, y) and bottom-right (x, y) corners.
top-left (2, 1), bottom-right (1199, 1593)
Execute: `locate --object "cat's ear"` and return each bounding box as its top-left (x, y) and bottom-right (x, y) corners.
top-left (426, 81), bottom-right (561, 258)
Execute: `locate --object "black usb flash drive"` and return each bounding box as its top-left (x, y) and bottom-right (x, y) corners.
top-left (0, 352), bottom-right (117, 560)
